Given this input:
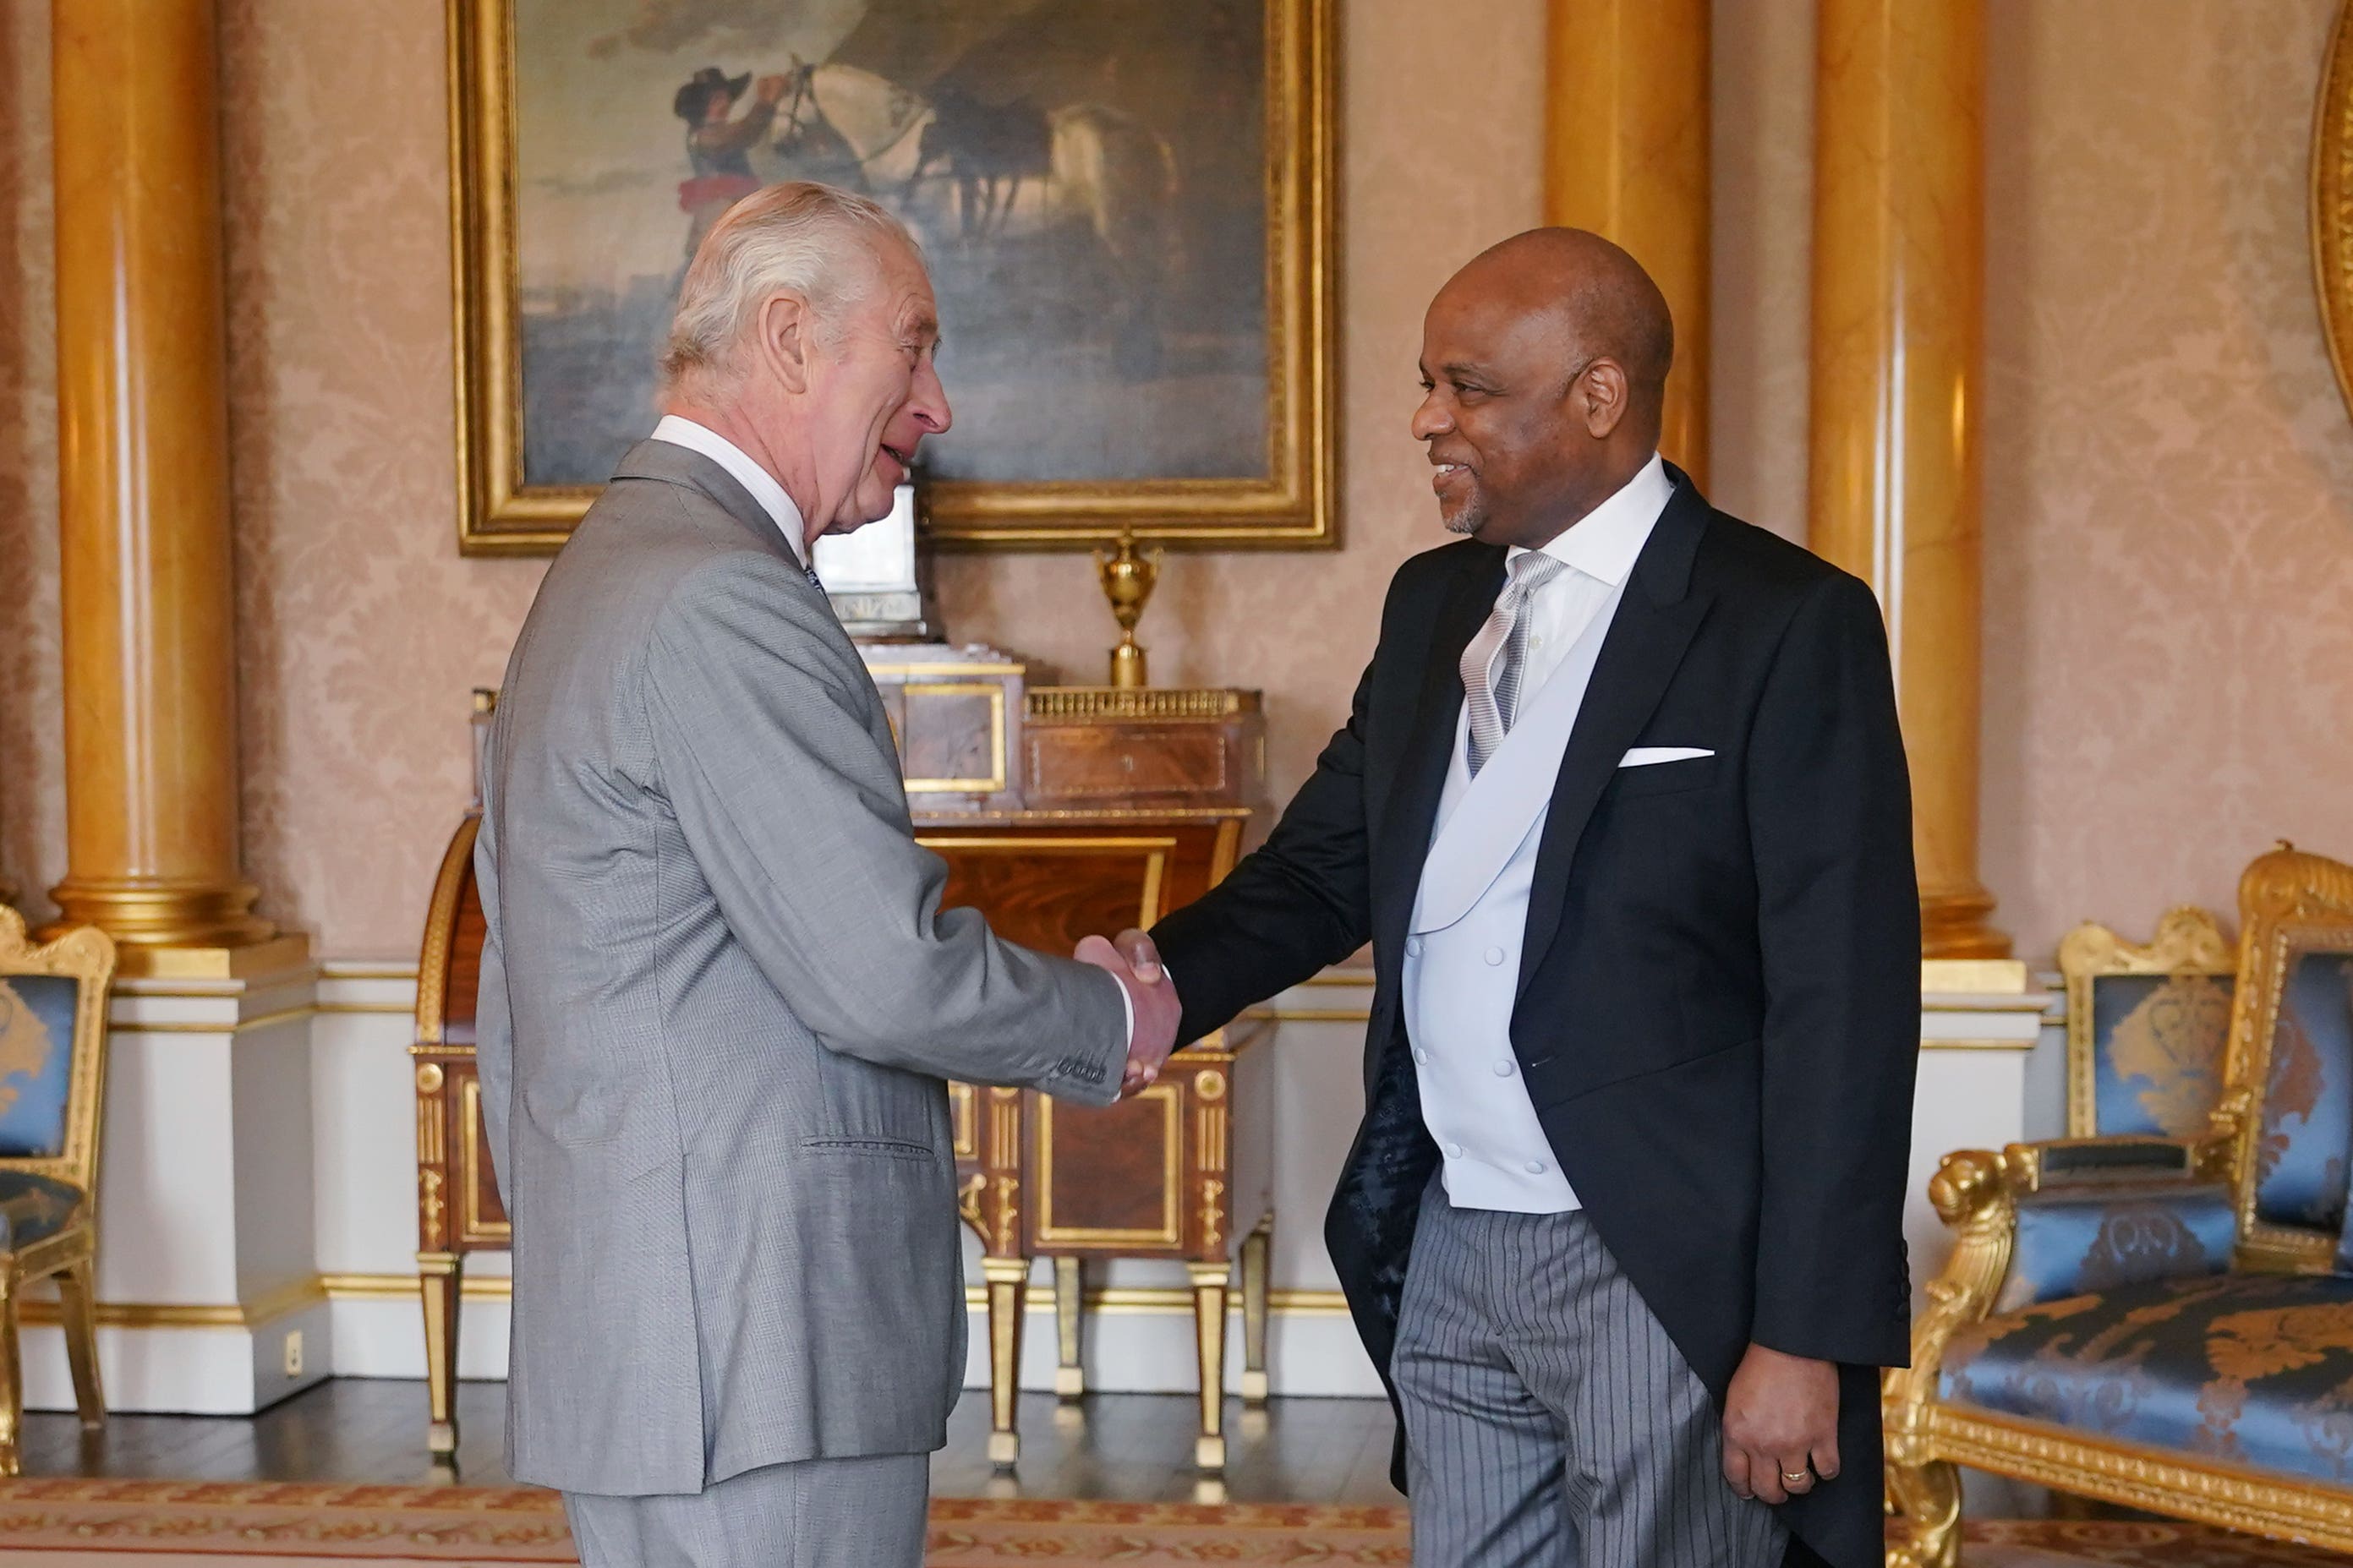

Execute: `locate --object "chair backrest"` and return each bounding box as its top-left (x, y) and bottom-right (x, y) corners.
top-left (0, 908), bottom-right (118, 1196)
top-left (2060, 907), bottom-right (2235, 1139)
top-left (2221, 847), bottom-right (2353, 1274)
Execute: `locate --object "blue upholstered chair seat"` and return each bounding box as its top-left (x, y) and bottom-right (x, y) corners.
top-left (0, 1171), bottom-right (85, 1252)
top-left (1941, 1272), bottom-right (2353, 1485)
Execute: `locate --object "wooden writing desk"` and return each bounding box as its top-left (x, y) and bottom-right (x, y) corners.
top-left (413, 669), bottom-right (1270, 1472)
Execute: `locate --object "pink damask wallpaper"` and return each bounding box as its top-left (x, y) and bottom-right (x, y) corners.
top-left (2, 0), bottom-right (2350, 963)
top-left (1976, 0), bottom-right (2353, 955)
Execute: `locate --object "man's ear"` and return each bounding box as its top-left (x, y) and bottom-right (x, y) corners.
top-left (754, 291), bottom-right (814, 396)
top-left (1579, 358), bottom-right (1630, 440)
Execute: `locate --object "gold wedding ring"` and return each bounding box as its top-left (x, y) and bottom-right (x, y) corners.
top-left (1781, 1470), bottom-right (1809, 1483)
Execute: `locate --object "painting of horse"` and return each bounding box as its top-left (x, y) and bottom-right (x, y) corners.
top-left (458, 0), bottom-right (1332, 549)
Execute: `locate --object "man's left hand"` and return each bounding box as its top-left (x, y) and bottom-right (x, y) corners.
top-left (1720, 1341), bottom-right (1839, 1506)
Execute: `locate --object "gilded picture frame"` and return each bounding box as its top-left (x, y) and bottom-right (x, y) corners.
top-left (448, 0), bottom-right (1337, 555)
top-left (2312, 0), bottom-right (2353, 427)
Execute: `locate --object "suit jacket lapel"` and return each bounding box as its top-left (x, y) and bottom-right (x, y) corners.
top-left (1371, 546), bottom-right (1503, 962)
top-left (1516, 473), bottom-right (1715, 996)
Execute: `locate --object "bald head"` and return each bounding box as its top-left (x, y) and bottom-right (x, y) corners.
top-left (1453, 228), bottom-right (1673, 425)
top-left (1413, 227), bottom-right (1676, 548)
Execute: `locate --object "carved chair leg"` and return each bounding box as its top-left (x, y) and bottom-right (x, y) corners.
top-left (0, 1288), bottom-right (20, 1478)
top-left (1884, 1453), bottom-right (1963, 1568)
top-left (982, 1257), bottom-right (1027, 1469)
top-left (1052, 1257), bottom-right (1086, 1401)
top-left (57, 1256), bottom-right (105, 1429)
top-left (419, 1252), bottom-right (463, 1459)
top-left (1239, 1216), bottom-right (1271, 1406)
top-left (1189, 1261), bottom-right (1231, 1472)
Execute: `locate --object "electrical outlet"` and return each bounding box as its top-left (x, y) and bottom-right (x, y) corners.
top-left (282, 1329), bottom-right (303, 1378)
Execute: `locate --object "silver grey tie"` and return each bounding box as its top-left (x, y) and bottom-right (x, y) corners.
top-left (1461, 552), bottom-right (1567, 777)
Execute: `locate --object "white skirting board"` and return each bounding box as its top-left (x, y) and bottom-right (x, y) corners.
top-left (32, 961), bottom-right (2058, 1413)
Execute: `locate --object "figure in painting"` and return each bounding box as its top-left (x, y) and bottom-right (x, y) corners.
top-left (673, 65), bottom-right (786, 265)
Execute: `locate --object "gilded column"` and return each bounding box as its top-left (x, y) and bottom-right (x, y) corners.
top-left (1545, 0), bottom-right (1710, 481)
top-left (47, 0), bottom-right (295, 970)
top-left (1807, 0), bottom-right (2006, 958)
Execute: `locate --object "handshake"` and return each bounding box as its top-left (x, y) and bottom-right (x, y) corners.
top-left (1073, 929), bottom-right (1179, 1097)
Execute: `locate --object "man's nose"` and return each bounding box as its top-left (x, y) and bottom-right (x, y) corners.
top-left (1410, 392), bottom-right (1451, 441)
top-left (912, 360), bottom-right (952, 435)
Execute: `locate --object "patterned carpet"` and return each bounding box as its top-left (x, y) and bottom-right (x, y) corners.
top-left (0, 1480), bottom-right (2339, 1565)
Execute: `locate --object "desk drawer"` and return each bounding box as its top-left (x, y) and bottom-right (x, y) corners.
top-left (1026, 725), bottom-right (1230, 802)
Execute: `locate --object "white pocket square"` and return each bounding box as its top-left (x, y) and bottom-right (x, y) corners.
top-left (1619, 746), bottom-right (1715, 768)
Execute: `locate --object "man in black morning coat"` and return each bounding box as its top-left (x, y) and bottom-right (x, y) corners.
top-left (1121, 230), bottom-right (1918, 1568)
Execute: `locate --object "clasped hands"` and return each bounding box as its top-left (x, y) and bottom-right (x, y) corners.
top-left (1073, 928), bottom-right (1178, 1096)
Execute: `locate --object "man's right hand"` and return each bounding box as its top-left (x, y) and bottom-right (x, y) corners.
top-left (1074, 932), bottom-right (1179, 1095)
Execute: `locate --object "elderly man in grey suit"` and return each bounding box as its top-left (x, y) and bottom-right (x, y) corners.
top-left (473, 182), bottom-right (1181, 1568)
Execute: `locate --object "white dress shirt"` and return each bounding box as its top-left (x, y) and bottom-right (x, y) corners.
top-left (651, 415), bottom-right (809, 566)
top-left (647, 417), bottom-right (1139, 1053)
top-left (1407, 452), bottom-right (1674, 1212)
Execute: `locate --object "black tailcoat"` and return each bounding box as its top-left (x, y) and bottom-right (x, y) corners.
top-left (1152, 471), bottom-right (1920, 1568)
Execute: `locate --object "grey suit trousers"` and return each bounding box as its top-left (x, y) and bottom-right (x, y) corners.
top-left (1393, 1179), bottom-right (1787, 1568)
top-left (561, 1453), bottom-right (929, 1568)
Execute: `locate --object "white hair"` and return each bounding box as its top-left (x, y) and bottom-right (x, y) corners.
top-left (659, 181), bottom-right (917, 393)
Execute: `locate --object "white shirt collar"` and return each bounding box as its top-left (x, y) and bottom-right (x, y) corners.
top-left (1510, 451), bottom-right (1672, 587)
top-left (649, 414), bottom-right (808, 565)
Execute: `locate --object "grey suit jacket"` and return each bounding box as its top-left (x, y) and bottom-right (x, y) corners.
top-left (473, 440), bottom-right (1129, 1497)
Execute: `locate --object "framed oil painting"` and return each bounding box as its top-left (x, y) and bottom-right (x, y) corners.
top-left (450, 0), bottom-right (1335, 554)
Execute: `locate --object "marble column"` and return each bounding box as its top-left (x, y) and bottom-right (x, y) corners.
top-left (47, 0), bottom-right (298, 974)
top-left (1808, 0), bottom-right (2006, 959)
top-left (1544, 0), bottom-right (1710, 481)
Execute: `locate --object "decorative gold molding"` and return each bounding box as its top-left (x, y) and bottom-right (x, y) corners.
top-left (1919, 959), bottom-right (2028, 995)
top-left (1027, 688), bottom-right (1260, 722)
top-left (1928, 1407), bottom-right (2353, 1554)
top-left (109, 937), bottom-right (310, 981)
top-left (320, 1272), bottom-right (510, 1302)
top-left (900, 682), bottom-right (1008, 795)
top-left (412, 817), bottom-right (482, 1047)
top-left (316, 963), bottom-right (423, 981)
top-left (1248, 1007), bottom-right (1371, 1024)
top-left (18, 1275), bottom-right (327, 1332)
top-left (1035, 1082), bottom-right (1182, 1248)
top-left (104, 1003), bottom-right (315, 1037)
top-left (2314, 0), bottom-right (2353, 430)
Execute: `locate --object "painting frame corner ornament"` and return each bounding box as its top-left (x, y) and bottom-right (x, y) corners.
top-left (2312, 0), bottom-right (2353, 430)
top-left (447, 0), bottom-right (1338, 558)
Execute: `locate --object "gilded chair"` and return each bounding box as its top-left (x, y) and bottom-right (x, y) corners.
top-left (0, 907), bottom-right (116, 1475)
top-left (1887, 846), bottom-right (2353, 1565)
top-left (2058, 907), bottom-right (2235, 1139)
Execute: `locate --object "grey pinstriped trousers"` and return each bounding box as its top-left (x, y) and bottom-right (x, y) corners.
top-left (1393, 1179), bottom-right (1788, 1568)
top-left (561, 1452), bottom-right (929, 1568)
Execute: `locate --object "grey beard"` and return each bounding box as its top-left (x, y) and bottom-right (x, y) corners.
top-left (1442, 497), bottom-right (1484, 536)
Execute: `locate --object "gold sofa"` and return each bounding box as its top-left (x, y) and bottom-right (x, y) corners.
top-left (1887, 846), bottom-right (2353, 1563)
